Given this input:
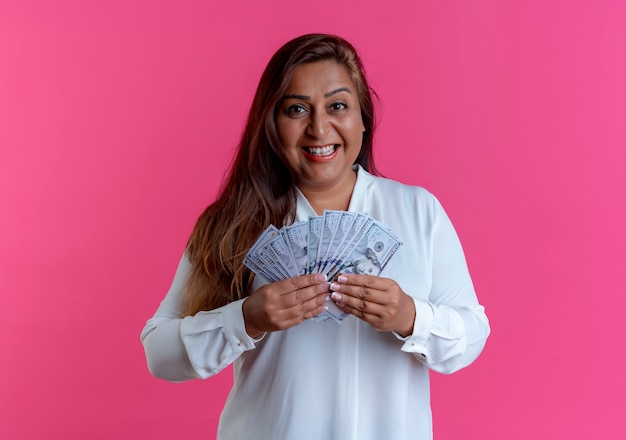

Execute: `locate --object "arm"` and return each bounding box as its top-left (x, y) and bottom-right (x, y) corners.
top-left (141, 255), bottom-right (331, 381)
top-left (396, 195), bottom-right (490, 374)
top-left (330, 194), bottom-right (490, 374)
top-left (140, 255), bottom-right (262, 381)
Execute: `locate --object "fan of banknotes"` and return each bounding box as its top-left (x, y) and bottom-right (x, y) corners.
top-left (244, 210), bottom-right (402, 322)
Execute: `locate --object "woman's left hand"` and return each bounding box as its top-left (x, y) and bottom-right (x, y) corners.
top-left (330, 274), bottom-right (416, 336)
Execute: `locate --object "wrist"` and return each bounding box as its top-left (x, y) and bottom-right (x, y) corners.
top-left (242, 297), bottom-right (265, 339)
top-left (394, 295), bottom-right (416, 337)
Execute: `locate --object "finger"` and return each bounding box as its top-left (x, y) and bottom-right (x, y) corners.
top-left (278, 295), bottom-right (330, 328)
top-left (329, 281), bottom-right (385, 306)
top-left (270, 274), bottom-right (330, 316)
top-left (330, 290), bottom-right (385, 317)
top-left (254, 291), bottom-right (329, 331)
top-left (336, 273), bottom-right (389, 290)
top-left (332, 293), bottom-right (402, 332)
top-left (278, 282), bottom-right (330, 310)
top-left (276, 273), bottom-right (329, 296)
top-left (284, 287), bottom-right (331, 315)
top-left (333, 295), bottom-right (380, 322)
top-left (252, 274), bottom-right (327, 311)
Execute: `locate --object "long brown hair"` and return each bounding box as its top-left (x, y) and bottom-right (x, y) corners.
top-left (182, 34), bottom-right (380, 316)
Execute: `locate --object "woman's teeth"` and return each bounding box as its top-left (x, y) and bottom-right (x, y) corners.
top-left (304, 145), bottom-right (338, 156)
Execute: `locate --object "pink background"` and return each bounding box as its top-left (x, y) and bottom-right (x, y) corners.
top-left (1, 1), bottom-right (625, 438)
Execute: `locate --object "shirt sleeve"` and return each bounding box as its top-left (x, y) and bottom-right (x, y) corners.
top-left (394, 194), bottom-right (490, 374)
top-left (140, 254), bottom-right (263, 382)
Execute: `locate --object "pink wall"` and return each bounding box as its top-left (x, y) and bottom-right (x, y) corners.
top-left (2, 1), bottom-right (625, 438)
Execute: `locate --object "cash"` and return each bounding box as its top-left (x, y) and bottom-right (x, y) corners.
top-left (243, 211), bottom-right (402, 323)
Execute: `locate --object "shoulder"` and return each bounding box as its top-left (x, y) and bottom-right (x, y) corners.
top-left (359, 167), bottom-right (438, 204)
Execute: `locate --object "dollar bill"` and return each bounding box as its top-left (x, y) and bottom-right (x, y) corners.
top-left (283, 222), bottom-right (309, 276)
top-left (244, 250), bottom-right (281, 283)
top-left (316, 210), bottom-right (343, 274)
top-left (307, 216), bottom-right (322, 274)
top-left (332, 221), bottom-right (402, 278)
top-left (244, 226), bottom-right (283, 281)
top-left (322, 211), bottom-right (356, 276)
top-left (326, 213), bottom-right (373, 280)
top-left (266, 232), bottom-right (299, 277)
top-left (244, 212), bottom-right (402, 323)
top-left (253, 256), bottom-right (282, 283)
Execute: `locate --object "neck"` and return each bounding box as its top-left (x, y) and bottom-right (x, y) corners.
top-left (298, 170), bottom-right (357, 215)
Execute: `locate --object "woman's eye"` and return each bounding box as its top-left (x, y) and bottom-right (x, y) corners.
top-left (330, 102), bottom-right (347, 111)
top-left (286, 104), bottom-right (307, 116)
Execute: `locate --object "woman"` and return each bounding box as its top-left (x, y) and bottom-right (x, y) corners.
top-left (141, 34), bottom-right (490, 439)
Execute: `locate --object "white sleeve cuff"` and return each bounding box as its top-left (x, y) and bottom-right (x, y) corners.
top-left (394, 298), bottom-right (434, 358)
top-left (179, 299), bottom-right (263, 378)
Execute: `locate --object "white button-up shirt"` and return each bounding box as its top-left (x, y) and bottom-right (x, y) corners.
top-left (141, 166), bottom-right (490, 440)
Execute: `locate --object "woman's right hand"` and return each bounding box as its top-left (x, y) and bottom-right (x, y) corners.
top-left (242, 274), bottom-right (330, 338)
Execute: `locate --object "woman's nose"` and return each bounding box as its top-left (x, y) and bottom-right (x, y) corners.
top-left (306, 111), bottom-right (331, 138)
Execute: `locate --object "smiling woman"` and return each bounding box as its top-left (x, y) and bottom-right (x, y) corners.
top-left (141, 33), bottom-right (490, 440)
top-left (277, 60), bottom-right (366, 212)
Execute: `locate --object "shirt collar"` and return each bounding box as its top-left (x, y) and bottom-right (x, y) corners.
top-left (295, 165), bottom-right (374, 221)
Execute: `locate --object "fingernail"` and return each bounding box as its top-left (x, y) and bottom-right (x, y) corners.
top-left (331, 292), bottom-right (342, 301)
top-left (315, 306), bottom-right (328, 317)
top-left (330, 282), bottom-right (340, 291)
top-left (324, 295), bottom-right (331, 302)
top-left (315, 274), bottom-right (328, 282)
top-left (338, 275), bottom-right (348, 283)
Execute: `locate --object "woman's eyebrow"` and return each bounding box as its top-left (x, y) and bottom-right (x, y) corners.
top-left (283, 87), bottom-right (353, 101)
top-left (284, 94), bottom-right (311, 100)
top-left (325, 87), bottom-right (352, 97)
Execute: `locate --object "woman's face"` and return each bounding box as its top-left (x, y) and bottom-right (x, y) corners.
top-left (276, 60), bottom-right (365, 194)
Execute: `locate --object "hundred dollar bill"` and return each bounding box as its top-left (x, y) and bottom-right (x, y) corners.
top-left (316, 210), bottom-right (343, 274)
top-left (323, 301), bottom-right (350, 322)
top-left (331, 220), bottom-right (402, 279)
top-left (244, 253), bottom-right (282, 283)
top-left (322, 211), bottom-right (356, 276)
top-left (326, 213), bottom-right (372, 280)
top-left (257, 243), bottom-right (290, 280)
top-left (266, 233), bottom-right (299, 277)
top-left (311, 298), bottom-right (349, 323)
top-left (279, 229), bottom-right (298, 275)
top-left (306, 216), bottom-right (322, 274)
top-left (248, 225), bottom-right (287, 280)
top-left (244, 226), bottom-right (283, 280)
top-left (245, 212), bottom-right (402, 324)
top-left (283, 221), bottom-right (308, 276)
top-left (248, 225), bottom-right (280, 256)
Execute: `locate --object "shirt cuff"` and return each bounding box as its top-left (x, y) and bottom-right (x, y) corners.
top-left (220, 298), bottom-right (266, 347)
top-left (179, 299), bottom-right (265, 379)
top-left (393, 298), bottom-right (434, 357)
top-left (180, 299), bottom-right (263, 355)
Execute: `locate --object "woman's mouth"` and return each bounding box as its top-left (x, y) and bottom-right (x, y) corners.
top-left (302, 144), bottom-right (340, 158)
